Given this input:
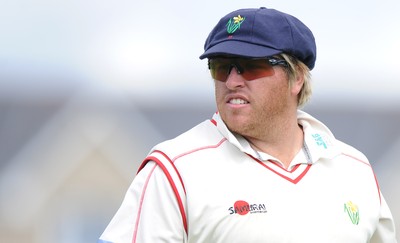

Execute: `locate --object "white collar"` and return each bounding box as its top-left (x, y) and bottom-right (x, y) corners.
top-left (212, 110), bottom-right (341, 167)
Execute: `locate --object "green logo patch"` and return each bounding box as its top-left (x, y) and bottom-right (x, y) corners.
top-left (226, 15), bottom-right (245, 34)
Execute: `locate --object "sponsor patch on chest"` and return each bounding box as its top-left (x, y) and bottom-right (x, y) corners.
top-left (228, 200), bottom-right (268, 215)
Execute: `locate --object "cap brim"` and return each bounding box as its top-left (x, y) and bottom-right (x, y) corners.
top-left (199, 40), bottom-right (282, 59)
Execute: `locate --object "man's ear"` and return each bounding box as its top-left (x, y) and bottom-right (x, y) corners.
top-left (291, 69), bottom-right (304, 96)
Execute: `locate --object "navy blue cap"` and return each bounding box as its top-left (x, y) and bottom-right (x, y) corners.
top-left (199, 7), bottom-right (317, 70)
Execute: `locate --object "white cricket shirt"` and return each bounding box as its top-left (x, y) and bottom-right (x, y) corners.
top-left (99, 110), bottom-right (397, 243)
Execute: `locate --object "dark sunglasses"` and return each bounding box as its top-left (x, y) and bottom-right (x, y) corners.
top-left (208, 57), bottom-right (288, 82)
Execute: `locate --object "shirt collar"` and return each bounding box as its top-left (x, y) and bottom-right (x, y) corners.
top-left (298, 110), bottom-right (342, 162)
top-left (212, 111), bottom-right (341, 165)
top-left (212, 112), bottom-right (259, 158)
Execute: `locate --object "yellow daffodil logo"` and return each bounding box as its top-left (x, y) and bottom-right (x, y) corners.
top-left (344, 201), bottom-right (360, 225)
top-left (226, 15), bottom-right (245, 34)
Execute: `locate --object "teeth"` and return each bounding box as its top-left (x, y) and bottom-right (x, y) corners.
top-left (229, 98), bottom-right (248, 104)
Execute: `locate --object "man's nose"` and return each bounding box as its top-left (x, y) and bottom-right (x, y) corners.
top-left (225, 65), bottom-right (246, 89)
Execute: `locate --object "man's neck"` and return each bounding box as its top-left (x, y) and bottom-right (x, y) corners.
top-left (245, 116), bottom-right (304, 169)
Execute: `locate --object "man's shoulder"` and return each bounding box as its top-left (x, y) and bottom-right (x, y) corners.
top-left (335, 139), bottom-right (370, 165)
top-left (298, 110), bottom-right (370, 165)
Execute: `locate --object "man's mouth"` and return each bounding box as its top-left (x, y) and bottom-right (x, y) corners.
top-left (228, 98), bottom-right (249, 105)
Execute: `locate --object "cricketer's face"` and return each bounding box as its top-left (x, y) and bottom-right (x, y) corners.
top-left (214, 63), bottom-right (301, 140)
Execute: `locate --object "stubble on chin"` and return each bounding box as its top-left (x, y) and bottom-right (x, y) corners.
top-left (221, 108), bottom-right (279, 140)
top-left (222, 113), bottom-right (256, 137)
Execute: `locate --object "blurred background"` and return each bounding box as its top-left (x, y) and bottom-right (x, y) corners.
top-left (0, 0), bottom-right (399, 242)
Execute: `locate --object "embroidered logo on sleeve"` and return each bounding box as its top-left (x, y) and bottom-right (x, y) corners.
top-left (344, 201), bottom-right (360, 225)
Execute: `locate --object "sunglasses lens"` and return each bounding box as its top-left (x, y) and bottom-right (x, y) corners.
top-left (241, 59), bottom-right (275, 81)
top-left (209, 58), bottom-right (276, 82)
top-left (209, 59), bottom-right (230, 81)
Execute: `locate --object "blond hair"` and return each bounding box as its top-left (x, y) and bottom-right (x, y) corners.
top-left (280, 53), bottom-right (312, 107)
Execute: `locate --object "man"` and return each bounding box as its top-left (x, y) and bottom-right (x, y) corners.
top-left (99, 7), bottom-right (397, 243)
